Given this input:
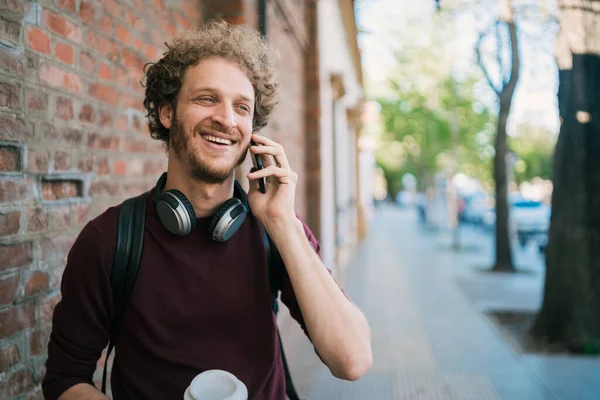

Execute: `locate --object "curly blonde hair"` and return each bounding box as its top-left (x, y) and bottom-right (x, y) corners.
top-left (142, 21), bottom-right (279, 147)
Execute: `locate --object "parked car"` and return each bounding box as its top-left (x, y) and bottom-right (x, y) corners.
top-left (511, 199), bottom-right (551, 250)
top-left (460, 193), bottom-right (494, 228)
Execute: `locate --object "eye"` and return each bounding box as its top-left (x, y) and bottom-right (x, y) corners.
top-left (195, 96), bottom-right (215, 103)
top-left (236, 105), bottom-right (252, 115)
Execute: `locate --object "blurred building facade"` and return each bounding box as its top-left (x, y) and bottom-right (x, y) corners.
top-left (0, 0), bottom-right (369, 397)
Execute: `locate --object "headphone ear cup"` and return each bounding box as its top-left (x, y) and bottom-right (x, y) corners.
top-left (208, 198), bottom-right (247, 242)
top-left (156, 189), bottom-right (196, 236)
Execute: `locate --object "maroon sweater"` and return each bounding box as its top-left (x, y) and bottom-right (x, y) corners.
top-left (43, 188), bottom-right (322, 400)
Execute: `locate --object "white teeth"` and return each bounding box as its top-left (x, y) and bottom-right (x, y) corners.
top-left (203, 135), bottom-right (232, 145)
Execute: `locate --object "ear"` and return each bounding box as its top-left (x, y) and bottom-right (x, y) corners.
top-left (158, 103), bottom-right (173, 129)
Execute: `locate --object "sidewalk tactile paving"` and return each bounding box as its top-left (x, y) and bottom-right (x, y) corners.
top-left (280, 206), bottom-right (598, 399)
top-left (308, 370), bottom-right (397, 400)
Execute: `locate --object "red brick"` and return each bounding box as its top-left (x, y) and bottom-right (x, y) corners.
top-left (0, 0), bottom-right (29, 14)
top-left (88, 133), bottom-right (119, 150)
top-left (0, 82), bottom-right (21, 111)
top-left (122, 138), bottom-right (147, 152)
top-left (40, 235), bottom-right (75, 263)
top-left (99, 62), bottom-right (112, 81)
top-left (0, 116), bottom-right (33, 141)
top-left (29, 328), bottom-right (50, 356)
top-left (49, 207), bottom-right (72, 230)
top-left (0, 17), bottom-right (20, 47)
top-left (40, 63), bottom-right (81, 93)
top-left (100, 0), bottom-right (122, 18)
top-left (78, 156), bottom-right (93, 173)
top-left (53, 150), bottom-right (71, 170)
top-left (40, 292), bottom-right (61, 323)
top-left (61, 128), bottom-right (84, 147)
top-left (0, 368), bottom-right (34, 398)
top-left (0, 180), bottom-right (34, 203)
top-left (26, 150), bottom-right (49, 174)
top-left (79, 52), bottom-right (94, 75)
top-left (0, 274), bottom-right (19, 305)
top-left (0, 302), bottom-right (35, 339)
top-left (0, 343), bottom-right (20, 372)
top-left (121, 48), bottom-right (144, 70)
top-left (24, 271), bottom-right (49, 296)
top-left (175, 12), bottom-right (191, 30)
top-left (115, 66), bottom-right (129, 87)
top-left (58, 0), bottom-right (75, 13)
top-left (96, 156), bottom-right (109, 175)
top-left (26, 90), bottom-right (47, 112)
top-left (88, 180), bottom-right (118, 196)
top-left (97, 14), bottom-right (114, 36)
top-left (75, 204), bottom-right (89, 224)
top-left (0, 242), bottom-right (32, 271)
top-left (123, 7), bottom-right (138, 26)
top-left (26, 208), bottom-right (46, 233)
top-left (26, 27), bottom-right (50, 54)
top-left (41, 180), bottom-right (80, 201)
top-left (132, 37), bottom-right (144, 52)
top-left (79, 1), bottom-right (94, 25)
top-left (115, 115), bottom-right (128, 131)
top-left (116, 23), bottom-right (129, 44)
top-left (97, 109), bottom-right (112, 126)
top-left (120, 93), bottom-right (144, 111)
top-left (0, 211), bottom-right (20, 236)
top-left (144, 44), bottom-right (156, 60)
top-left (0, 51), bottom-right (36, 80)
top-left (42, 9), bottom-right (81, 43)
top-left (55, 96), bottom-right (73, 120)
top-left (114, 159), bottom-right (126, 175)
top-left (55, 42), bottom-right (73, 65)
top-left (87, 31), bottom-right (117, 60)
top-left (79, 103), bottom-right (95, 123)
top-left (131, 0), bottom-right (144, 12)
top-left (88, 83), bottom-right (118, 104)
top-left (0, 145), bottom-right (19, 172)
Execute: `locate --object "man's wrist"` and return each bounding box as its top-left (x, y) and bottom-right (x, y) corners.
top-left (264, 214), bottom-right (303, 239)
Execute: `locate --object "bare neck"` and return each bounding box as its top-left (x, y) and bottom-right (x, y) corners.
top-left (162, 167), bottom-right (235, 218)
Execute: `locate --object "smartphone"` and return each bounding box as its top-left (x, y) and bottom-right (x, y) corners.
top-left (250, 140), bottom-right (266, 194)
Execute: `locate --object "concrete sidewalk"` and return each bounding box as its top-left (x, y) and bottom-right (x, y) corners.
top-left (278, 205), bottom-right (600, 400)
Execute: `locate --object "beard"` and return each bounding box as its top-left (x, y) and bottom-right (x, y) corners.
top-left (170, 116), bottom-right (249, 184)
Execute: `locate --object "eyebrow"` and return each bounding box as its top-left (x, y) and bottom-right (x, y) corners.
top-left (190, 87), bottom-right (253, 103)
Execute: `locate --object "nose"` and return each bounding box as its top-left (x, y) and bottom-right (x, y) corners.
top-left (211, 102), bottom-right (237, 131)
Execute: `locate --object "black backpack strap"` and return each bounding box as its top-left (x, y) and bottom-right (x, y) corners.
top-left (262, 226), bottom-right (301, 400)
top-left (102, 192), bottom-right (147, 394)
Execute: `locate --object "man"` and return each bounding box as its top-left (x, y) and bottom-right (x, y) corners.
top-left (43, 21), bottom-right (372, 400)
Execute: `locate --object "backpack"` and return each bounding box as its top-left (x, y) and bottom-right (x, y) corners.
top-left (101, 192), bottom-right (301, 400)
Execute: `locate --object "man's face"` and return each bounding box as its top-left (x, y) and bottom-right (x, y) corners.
top-left (163, 57), bottom-right (255, 183)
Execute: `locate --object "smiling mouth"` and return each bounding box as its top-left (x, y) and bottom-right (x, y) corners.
top-left (202, 134), bottom-right (235, 146)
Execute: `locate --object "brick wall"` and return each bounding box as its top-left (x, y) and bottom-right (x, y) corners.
top-left (0, 0), bottom-right (317, 397)
top-left (0, 0), bottom-right (200, 398)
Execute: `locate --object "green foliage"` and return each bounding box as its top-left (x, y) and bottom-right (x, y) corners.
top-left (375, 75), bottom-right (496, 196)
top-left (510, 123), bottom-right (556, 184)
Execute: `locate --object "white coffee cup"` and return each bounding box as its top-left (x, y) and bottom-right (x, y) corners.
top-left (183, 370), bottom-right (248, 400)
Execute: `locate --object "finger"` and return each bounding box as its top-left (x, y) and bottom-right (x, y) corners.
top-left (247, 165), bottom-right (297, 185)
top-left (251, 134), bottom-right (290, 170)
top-left (250, 145), bottom-right (281, 168)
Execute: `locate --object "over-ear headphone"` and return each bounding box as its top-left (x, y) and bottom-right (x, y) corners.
top-left (153, 172), bottom-right (248, 242)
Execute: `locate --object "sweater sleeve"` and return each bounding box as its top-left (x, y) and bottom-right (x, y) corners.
top-left (279, 216), bottom-right (330, 338)
top-left (42, 222), bottom-right (114, 400)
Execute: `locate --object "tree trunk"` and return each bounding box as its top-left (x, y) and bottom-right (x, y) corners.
top-left (475, 8), bottom-right (520, 272)
top-left (532, 0), bottom-right (600, 350)
top-left (492, 99), bottom-right (515, 271)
